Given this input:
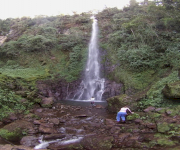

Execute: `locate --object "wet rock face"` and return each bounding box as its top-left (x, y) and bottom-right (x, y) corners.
top-left (37, 79), bottom-right (81, 100)
top-left (102, 80), bottom-right (124, 100)
top-left (37, 78), bottom-right (123, 101)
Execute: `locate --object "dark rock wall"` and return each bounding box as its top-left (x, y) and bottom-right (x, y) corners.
top-left (37, 78), bottom-right (123, 101)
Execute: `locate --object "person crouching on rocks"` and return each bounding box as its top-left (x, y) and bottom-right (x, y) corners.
top-left (116, 106), bottom-right (134, 123)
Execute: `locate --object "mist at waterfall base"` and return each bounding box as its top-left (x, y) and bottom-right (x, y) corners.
top-left (73, 17), bottom-right (105, 101)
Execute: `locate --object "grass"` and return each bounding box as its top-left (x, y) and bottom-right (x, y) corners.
top-left (0, 67), bottom-right (49, 80)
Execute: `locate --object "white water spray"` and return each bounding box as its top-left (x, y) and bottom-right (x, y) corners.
top-left (73, 16), bottom-right (105, 100)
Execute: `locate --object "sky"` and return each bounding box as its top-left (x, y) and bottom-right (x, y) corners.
top-left (0, 0), bottom-right (143, 19)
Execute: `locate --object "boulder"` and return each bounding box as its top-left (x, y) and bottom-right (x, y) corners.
top-left (40, 97), bottom-right (54, 108)
top-left (0, 120), bottom-right (34, 141)
top-left (144, 106), bottom-right (155, 112)
top-left (81, 135), bottom-right (114, 150)
top-left (39, 123), bottom-right (56, 134)
top-left (162, 82), bottom-right (180, 99)
top-left (20, 136), bottom-right (39, 147)
top-left (106, 94), bottom-right (136, 113)
top-left (0, 144), bottom-right (40, 150)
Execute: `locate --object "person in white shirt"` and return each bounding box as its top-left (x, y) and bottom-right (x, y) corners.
top-left (90, 97), bottom-right (95, 101)
top-left (116, 106), bottom-right (134, 123)
top-left (90, 97), bottom-right (96, 107)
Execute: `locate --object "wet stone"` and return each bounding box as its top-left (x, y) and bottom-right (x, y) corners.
top-left (43, 134), bottom-right (66, 140)
top-left (49, 118), bottom-right (60, 125)
top-left (134, 119), bottom-right (143, 124)
top-left (20, 136), bottom-right (39, 147)
top-left (75, 114), bottom-right (88, 118)
top-left (144, 106), bottom-right (155, 112)
top-left (146, 123), bottom-right (157, 129)
top-left (39, 125), bottom-right (56, 134)
top-left (33, 119), bottom-right (46, 125)
top-left (35, 108), bottom-right (43, 113)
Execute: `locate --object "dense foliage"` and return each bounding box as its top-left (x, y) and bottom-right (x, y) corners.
top-left (96, 0), bottom-right (180, 108)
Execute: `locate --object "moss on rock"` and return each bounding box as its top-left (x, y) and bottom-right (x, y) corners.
top-left (0, 129), bottom-right (23, 141)
top-left (107, 94), bottom-right (136, 113)
top-left (0, 120), bottom-right (34, 141)
top-left (162, 81), bottom-right (180, 99)
top-left (157, 138), bottom-right (175, 146)
top-left (157, 122), bottom-right (170, 133)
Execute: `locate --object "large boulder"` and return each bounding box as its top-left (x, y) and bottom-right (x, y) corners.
top-left (40, 97), bottom-right (54, 108)
top-left (106, 94), bottom-right (137, 113)
top-left (102, 80), bottom-right (123, 100)
top-left (162, 81), bottom-right (180, 99)
top-left (0, 120), bottom-right (34, 141)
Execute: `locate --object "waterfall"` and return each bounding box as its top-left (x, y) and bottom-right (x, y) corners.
top-left (73, 16), bottom-right (105, 101)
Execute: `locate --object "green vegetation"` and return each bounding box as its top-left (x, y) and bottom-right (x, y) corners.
top-left (0, 128), bottom-right (24, 141)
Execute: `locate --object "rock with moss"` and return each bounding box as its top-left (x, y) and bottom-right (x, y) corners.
top-left (155, 108), bottom-right (166, 114)
top-left (157, 138), bottom-right (175, 147)
top-left (157, 122), bottom-right (170, 133)
top-left (0, 120), bottom-right (34, 141)
top-left (81, 136), bottom-right (113, 150)
top-left (162, 81), bottom-right (180, 99)
top-left (106, 94), bottom-right (137, 113)
top-left (40, 97), bottom-right (54, 108)
top-left (146, 112), bottom-right (161, 120)
top-left (166, 108), bottom-right (179, 116)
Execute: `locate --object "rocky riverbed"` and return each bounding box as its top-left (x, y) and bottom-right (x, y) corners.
top-left (0, 102), bottom-right (180, 150)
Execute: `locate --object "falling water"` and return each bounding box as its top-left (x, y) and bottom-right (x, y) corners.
top-left (73, 16), bottom-right (105, 101)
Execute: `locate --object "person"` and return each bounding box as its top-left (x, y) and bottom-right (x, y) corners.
top-left (90, 97), bottom-right (95, 101)
top-left (90, 97), bottom-right (96, 107)
top-left (116, 106), bottom-right (134, 123)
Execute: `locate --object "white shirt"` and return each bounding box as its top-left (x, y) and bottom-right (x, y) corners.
top-left (120, 107), bottom-right (132, 113)
top-left (91, 97), bottom-right (95, 101)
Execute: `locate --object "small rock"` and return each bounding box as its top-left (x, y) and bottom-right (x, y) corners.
top-left (75, 114), bottom-right (88, 118)
top-left (39, 125), bottom-right (56, 134)
top-left (144, 106), bottom-right (155, 112)
top-left (95, 105), bottom-right (103, 109)
top-left (134, 119), bottom-right (143, 124)
top-left (40, 97), bottom-right (54, 108)
top-left (146, 123), bottom-right (156, 129)
top-left (35, 108), bottom-right (43, 113)
top-left (49, 118), bottom-right (60, 125)
top-left (43, 134), bottom-right (66, 140)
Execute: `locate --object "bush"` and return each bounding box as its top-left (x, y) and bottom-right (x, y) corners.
top-left (117, 45), bottom-right (159, 71)
top-left (0, 88), bottom-right (26, 120)
top-left (17, 35), bottom-right (55, 52)
top-left (60, 45), bottom-right (87, 82)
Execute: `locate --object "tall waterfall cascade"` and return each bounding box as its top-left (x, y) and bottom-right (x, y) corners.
top-left (73, 16), bottom-right (105, 101)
